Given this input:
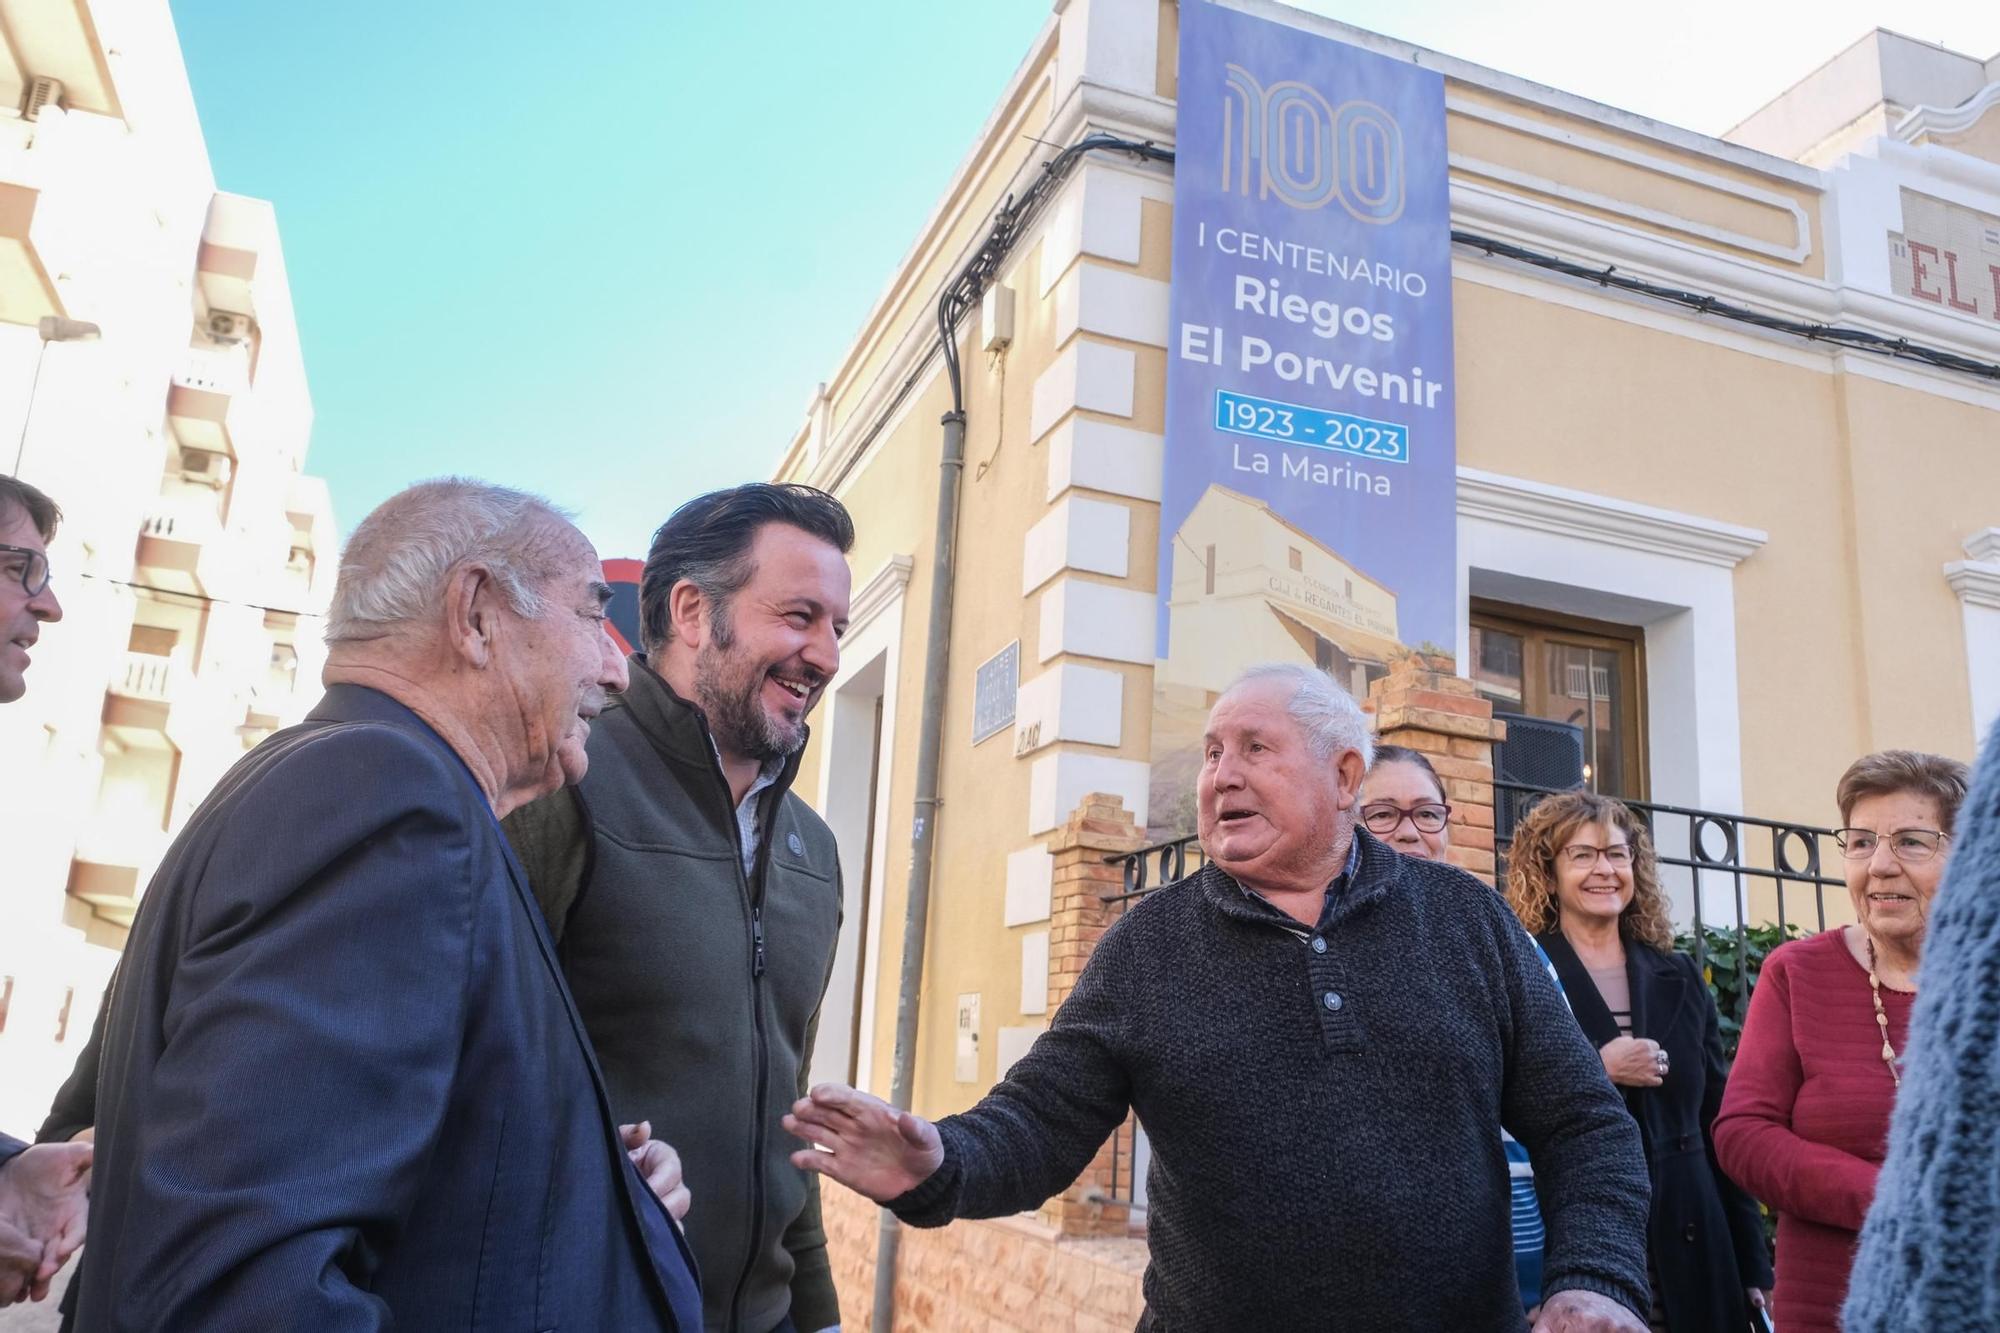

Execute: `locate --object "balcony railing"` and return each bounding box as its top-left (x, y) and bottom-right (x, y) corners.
top-left (173, 343), bottom-right (251, 396)
top-left (1093, 785), bottom-right (1844, 1208)
top-left (109, 652), bottom-right (177, 702)
top-left (1493, 781), bottom-right (1845, 980)
top-left (140, 495), bottom-right (224, 543)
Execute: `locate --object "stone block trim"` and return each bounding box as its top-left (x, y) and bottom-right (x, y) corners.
top-left (1027, 749), bottom-right (1151, 834)
top-left (1044, 417), bottom-right (1165, 504)
top-left (1037, 577), bottom-right (1154, 667)
top-left (1028, 339), bottom-right (1137, 445)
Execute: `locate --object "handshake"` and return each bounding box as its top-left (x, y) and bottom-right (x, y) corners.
top-left (0, 1140), bottom-right (93, 1305)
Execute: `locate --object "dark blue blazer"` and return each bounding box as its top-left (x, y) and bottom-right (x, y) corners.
top-left (76, 685), bottom-right (703, 1331)
top-left (0, 1134), bottom-right (21, 1164)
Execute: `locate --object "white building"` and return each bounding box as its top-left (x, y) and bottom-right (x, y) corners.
top-left (0, 0), bottom-right (334, 1137)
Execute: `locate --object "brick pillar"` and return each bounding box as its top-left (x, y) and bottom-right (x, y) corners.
top-left (1366, 659), bottom-right (1507, 885)
top-left (1037, 792), bottom-right (1144, 1237)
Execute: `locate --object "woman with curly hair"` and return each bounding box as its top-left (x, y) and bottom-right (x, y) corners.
top-left (1507, 791), bottom-right (1772, 1333)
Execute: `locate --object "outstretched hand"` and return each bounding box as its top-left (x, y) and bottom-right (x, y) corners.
top-left (0, 1141), bottom-right (93, 1303)
top-left (784, 1083), bottom-right (944, 1203)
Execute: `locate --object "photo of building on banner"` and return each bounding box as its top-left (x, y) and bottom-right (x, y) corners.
top-left (1150, 2), bottom-right (1459, 836)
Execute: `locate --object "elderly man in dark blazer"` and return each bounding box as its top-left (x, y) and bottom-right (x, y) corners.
top-left (74, 479), bottom-right (703, 1331)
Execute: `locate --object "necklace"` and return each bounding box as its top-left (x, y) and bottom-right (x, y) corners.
top-left (1865, 936), bottom-right (1905, 1088)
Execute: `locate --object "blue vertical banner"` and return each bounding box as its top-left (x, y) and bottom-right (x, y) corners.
top-left (1150, 2), bottom-right (1457, 832)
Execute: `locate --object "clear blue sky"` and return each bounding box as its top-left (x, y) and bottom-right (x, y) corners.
top-left (171, 2), bottom-right (1052, 559)
top-left (170, 1), bottom-right (2000, 560)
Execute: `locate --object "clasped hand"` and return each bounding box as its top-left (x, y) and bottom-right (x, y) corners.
top-left (0, 1142), bottom-right (93, 1305)
top-left (620, 1121), bottom-right (692, 1224)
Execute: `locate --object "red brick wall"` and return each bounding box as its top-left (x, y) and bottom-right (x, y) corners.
top-left (820, 1181), bottom-right (1146, 1332)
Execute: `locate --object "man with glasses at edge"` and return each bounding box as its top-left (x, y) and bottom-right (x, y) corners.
top-left (0, 475), bottom-right (94, 1308)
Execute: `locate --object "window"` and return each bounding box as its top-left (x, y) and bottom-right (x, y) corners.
top-left (1471, 600), bottom-right (1647, 799)
top-left (1478, 629), bottom-right (1523, 680)
top-left (269, 643), bottom-right (300, 694)
top-left (1204, 544), bottom-right (1217, 595)
top-left (1287, 547), bottom-right (1303, 571)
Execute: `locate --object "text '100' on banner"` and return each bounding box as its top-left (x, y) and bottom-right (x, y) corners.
top-left (1147, 1), bottom-right (1459, 836)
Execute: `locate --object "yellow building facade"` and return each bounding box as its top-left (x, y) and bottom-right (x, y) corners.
top-left (770, 1), bottom-right (2000, 1139)
top-left (0, 0), bottom-right (334, 1137)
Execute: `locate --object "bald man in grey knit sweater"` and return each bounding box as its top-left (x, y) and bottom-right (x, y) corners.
top-left (788, 666), bottom-right (1650, 1331)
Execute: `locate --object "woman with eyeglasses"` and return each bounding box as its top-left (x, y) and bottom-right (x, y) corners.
top-left (1712, 750), bottom-right (1969, 1332)
top-left (1360, 747), bottom-right (1574, 1321)
top-left (1358, 744), bottom-right (1455, 859)
top-left (1506, 790), bottom-right (1773, 1333)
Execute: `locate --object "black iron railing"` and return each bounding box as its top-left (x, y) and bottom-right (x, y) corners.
top-left (1088, 786), bottom-right (1847, 1208)
top-left (1494, 782), bottom-right (1844, 983)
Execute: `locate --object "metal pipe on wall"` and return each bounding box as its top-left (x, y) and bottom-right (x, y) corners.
top-left (865, 134), bottom-right (1170, 1328)
top-left (869, 407), bottom-right (966, 1332)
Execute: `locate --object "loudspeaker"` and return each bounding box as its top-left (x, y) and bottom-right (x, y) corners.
top-left (1494, 715), bottom-right (1586, 842)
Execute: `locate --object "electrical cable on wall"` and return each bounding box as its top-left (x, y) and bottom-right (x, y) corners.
top-left (934, 133), bottom-right (1175, 413)
top-left (839, 134), bottom-right (1174, 488)
top-left (840, 144), bottom-right (1996, 497)
top-left (76, 570), bottom-right (325, 620)
top-left (1450, 229), bottom-right (2000, 381)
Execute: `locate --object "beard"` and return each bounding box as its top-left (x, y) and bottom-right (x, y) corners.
top-left (692, 608), bottom-right (816, 764)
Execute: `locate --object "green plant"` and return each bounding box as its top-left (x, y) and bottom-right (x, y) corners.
top-left (1673, 921), bottom-right (1807, 1068)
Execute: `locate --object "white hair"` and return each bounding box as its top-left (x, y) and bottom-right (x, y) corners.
top-left (326, 478), bottom-right (576, 644)
top-left (1228, 662), bottom-right (1374, 767)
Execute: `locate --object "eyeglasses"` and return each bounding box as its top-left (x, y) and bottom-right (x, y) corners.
top-left (1834, 828), bottom-right (1949, 863)
top-left (0, 543), bottom-right (50, 597)
top-left (1559, 843), bottom-right (1634, 869)
top-left (1361, 803), bottom-right (1450, 835)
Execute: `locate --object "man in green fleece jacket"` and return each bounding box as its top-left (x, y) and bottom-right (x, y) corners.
top-left (504, 483), bottom-right (854, 1333)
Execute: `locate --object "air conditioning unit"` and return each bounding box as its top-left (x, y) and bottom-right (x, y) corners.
top-left (21, 77), bottom-right (63, 121)
top-left (206, 310), bottom-right (252, 343)
top-left (179, 448), bottom-right (231, 487)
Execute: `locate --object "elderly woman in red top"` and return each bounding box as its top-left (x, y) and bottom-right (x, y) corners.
top-left (1713, 749), bottom-right (1969, 1332)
